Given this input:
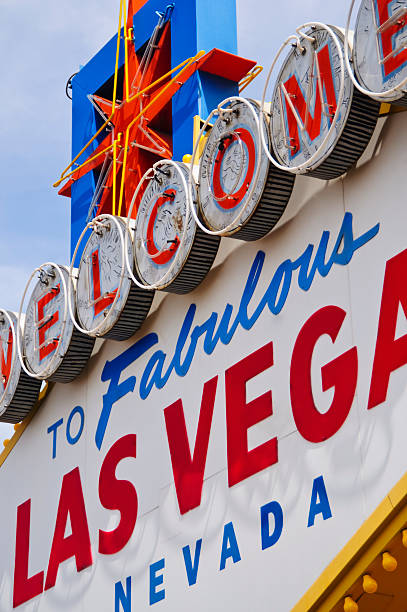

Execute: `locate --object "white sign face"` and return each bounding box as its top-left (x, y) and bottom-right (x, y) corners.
top-left (76, 218), bottom-right (153, 340)
top-left (135, 163), bottom-right (197, 289)
top-left (0, 311), bottom-right (41, 423)
top-left (23, 265), bottom-right (94, 382)
top-left (76, 219), bottom-right (131, 335)
top-left (134, 163), bottom-right (219, 294)
top-left (354, 0), bottom-right (407, 103)
top-left (271, 26), bottom-right (353, 174)
top-left (24, 266), bottom-right (72, 378)
top-left (2, 109), bottom-right (407, 611)
top-left (0, 311), bottom-right (19, 413)
top-left (198, 100), bottom-right (293, 240)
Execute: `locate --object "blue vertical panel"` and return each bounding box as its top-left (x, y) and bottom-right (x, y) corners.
top-left (195, 0), bottom-right (237, 56)
top-left (172, 0), bottom-right (238, 159)
top-left (197, 73), bottom-right (239, 121)
top-left (70, 34), bottom-right (125, 257)
top-left (169, 0), bottom-right (199, 160)
top-left (70, 80), bottom-right (96, 258)
top-left (71, 0), bottom-right (239, 255)
top-left (133, 0), bottom-right (238, 160)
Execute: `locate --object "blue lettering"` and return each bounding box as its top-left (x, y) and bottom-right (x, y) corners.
top-left (265, 259), bottom-right (293, 315)
top-left (260, 501), bottom-right (284, 550)
top-left (66, 406), bottom-right (84, 446)
top-left (237, 250), bottom-right (266, 330)
top-left (307, 475), bottom-right (333, 527)
top-left (47, 418), bottom-right (63, 459)
top-left (219, 522), bottom-right (241, 571)
top-left (115, 576), bottom-right (131, 612)
top-left (95, 214), bottom-right (379, 447)
top-left (140, 350), bottom-right (167, 400)
top-left (96, 333), bottom-right (159, 450)
top-left (182, 539), bottom-right (202, 586)
top-left (172, 304), bottom-right (197, 375)
top-left (150, 558), bottom-right (165, 605)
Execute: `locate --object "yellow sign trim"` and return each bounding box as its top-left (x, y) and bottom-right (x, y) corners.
top-left (292, 471), bottom-right (407, 611)
top-left (0, 383), bottom-right (53, 469)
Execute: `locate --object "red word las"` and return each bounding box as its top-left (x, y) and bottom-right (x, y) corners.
top-left (13, 435), bottom-right (138, 608)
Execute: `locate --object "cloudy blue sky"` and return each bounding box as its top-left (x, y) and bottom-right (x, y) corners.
top-left (0, 0), bottom-right (346, 441)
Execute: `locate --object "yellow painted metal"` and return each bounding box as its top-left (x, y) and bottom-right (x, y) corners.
top-left (117, 129), bottom-right (130, 218)
top-left (124, 27), bottom-right (133, 104)
top-left (292, 472), bottom-right (407, 612)
top-left (0, 383), bottom-right (53, 468)
top-left (239, 65), bottom-right (263, 94)
top-left (112, 135), bottom-right (119, 217)
top-left (379, 102), bottom-right (407, 116)
top-left (193, 115), bottom-right (210, 161)
top-left (53, 141), bottom-right (120, 188)
top-left (116, 50), bottom-right (205, 216)
top-left (55, 50), bottom-right (206, 193)
top-left (113, 0), bottom-right (126, 113)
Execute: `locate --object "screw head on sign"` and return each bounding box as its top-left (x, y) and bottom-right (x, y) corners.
top-left (382, 551), bottom-right (397, 572)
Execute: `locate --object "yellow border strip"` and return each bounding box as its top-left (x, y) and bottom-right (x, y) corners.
top-left (379, 102), bottom-right (407, 116)
top-left (0, 383), bottom-right (53, 469)
top-left (239, 65), bottom-right (263, 94)
top-left (292, 471), bottom-right (407, 612)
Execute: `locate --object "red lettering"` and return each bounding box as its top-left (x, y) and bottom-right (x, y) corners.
top-left (212, 129), bottom-right (256, 208)
top-left (290, 306), bottom-right (358, 442)
top-left (375, 0), bottom-right (407, 77)
top-left (368, 250), bottom-right (407, 409)
top-left (37, 285), bottom-right (60, 362)
top-left (164, 376), bottom-right (218, 514)
top-left (45, 467), bottom-right (92, 590)
top-left (1, 325), bottom-right (13, 388)
top-left (226, 342), bottom-right (276, 488)
top-left (91, 249), bottom-right (117, 316)
top-left (146, 190), bottom-right (179, 265)
top-left (98, 434), bottom-right (138, 554)
top-left (283, 44), bottom-right (337, 155)
top-left (13, 500), bottom-right (44, 608)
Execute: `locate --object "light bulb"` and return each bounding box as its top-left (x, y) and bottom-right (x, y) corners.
top-left (344, 596), bottom-right (359, 612)
top-left (382, 551), bottom-right (397, 572)
top-left (362, 574), bottom-right (378, 594)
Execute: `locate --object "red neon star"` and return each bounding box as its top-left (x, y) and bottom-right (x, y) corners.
top-left (55, 0), bottom-right (256, 220)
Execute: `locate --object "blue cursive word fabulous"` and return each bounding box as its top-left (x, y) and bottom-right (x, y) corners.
top-left (95, 212), bottom-right (380, 450)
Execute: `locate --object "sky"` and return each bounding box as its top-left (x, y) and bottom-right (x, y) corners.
top-left (0, 0), bottom-right (347, 441)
